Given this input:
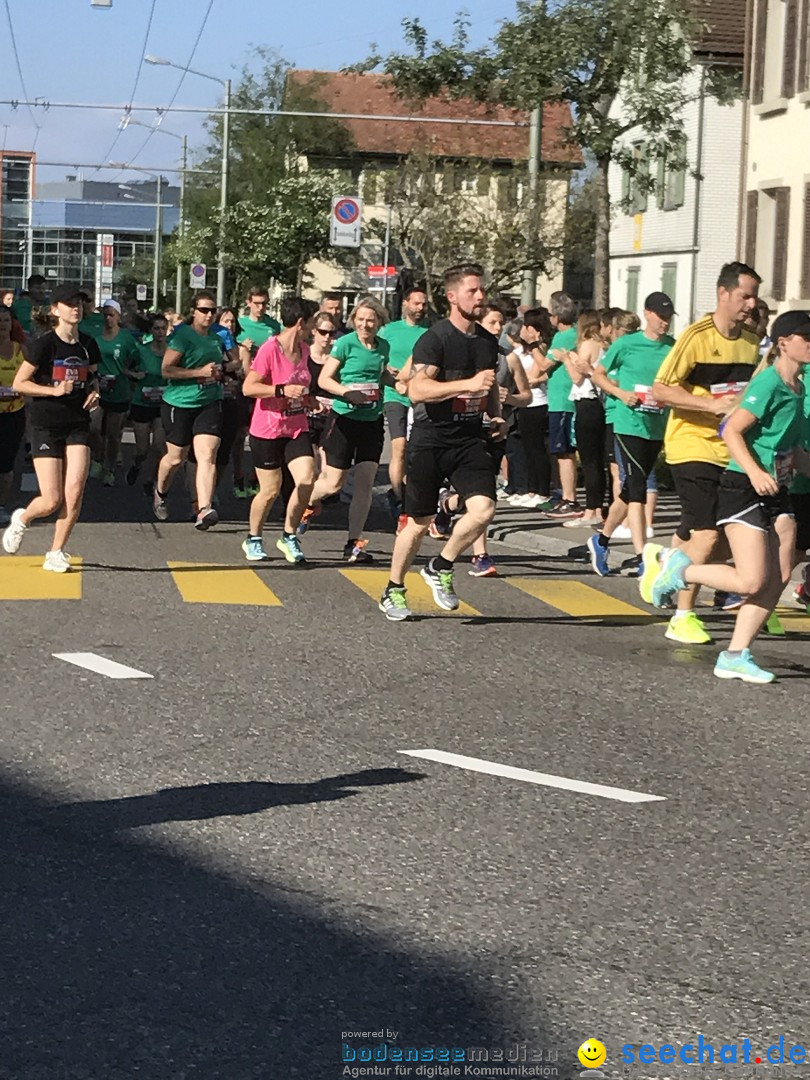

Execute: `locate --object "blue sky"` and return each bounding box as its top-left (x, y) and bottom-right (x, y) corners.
top-left (1, 0), bottom-right (509, 186)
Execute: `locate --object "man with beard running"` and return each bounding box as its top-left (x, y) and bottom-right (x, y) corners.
top-left (378, 264), bottom-right (504, 621)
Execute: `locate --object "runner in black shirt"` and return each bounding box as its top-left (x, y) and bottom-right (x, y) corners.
top-left (2, 284), bottom-right (101, 571)
top-left (379, 264), bottom-right (504, 620)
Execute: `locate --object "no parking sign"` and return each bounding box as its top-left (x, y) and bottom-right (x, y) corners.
top-left (330, 196), bottom-right (363, 248)
top-left (189, 263), bottom-right (207, 289)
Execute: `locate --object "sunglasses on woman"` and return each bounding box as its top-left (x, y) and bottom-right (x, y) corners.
top-left (315, 327), bottom-right (335, 337)
top-left (196, 306), bottom-right (216, 314)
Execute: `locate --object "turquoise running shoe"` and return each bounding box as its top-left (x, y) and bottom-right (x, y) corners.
top-left (651, 548), bottom-right (692, 607)
top-left (714, 649), bottom-right (775, 684)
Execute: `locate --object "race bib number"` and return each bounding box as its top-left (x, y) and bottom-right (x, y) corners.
top-left (347, 382), bottom-right (379, 406)
top-left (99, 374), bottom-right (117, 393)
top-left (141, 386), bottom-right (164, 403)
top-left (0, 386), bottom-right (20, 399)
top-left (710, 381), bottom-right (748, 399)
top-left (282, 393), bottom-right (314, 415)
top-left (775, 450), bottom-right (795, 486)
top-left (452, 390), bottom-right (488, 417)
top-left (634, 384), bottom-right (664, 414)
top-left (52, 359), bottom-right (89, 388)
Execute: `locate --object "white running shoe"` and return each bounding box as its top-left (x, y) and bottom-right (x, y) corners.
top-left (2, 507), bottom-right (27, 553)
top-left (612, 523), bottom-right (655, 541)
top-left (43, 549), bottom-right (71, 573)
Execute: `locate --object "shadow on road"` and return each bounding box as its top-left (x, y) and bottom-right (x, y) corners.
top-left (1, 766), bottom-right (563, 1078)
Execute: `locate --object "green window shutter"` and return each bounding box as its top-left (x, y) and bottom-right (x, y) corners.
top-left (626, 267), bottom-right (640, 313)
top-left (656, 156), bottom-right (666, 209)
top-left (634, 147), bottom-right (649, 214)
top-left (443, 163), bottom-right (456, 194)
top-left (476, 169), bottom-right (491, 196)
top-left (362, 169), bottom-right (378, 205)
top-left (661, 264), bottom-right (677, 307)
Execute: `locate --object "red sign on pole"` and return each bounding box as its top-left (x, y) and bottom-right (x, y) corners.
top-left (101, 243), bottom-right (114, 269)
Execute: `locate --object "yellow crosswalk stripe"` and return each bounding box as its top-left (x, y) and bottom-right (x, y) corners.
top-left (0, 556), bottom-right (83, 600)
top-left (505, 577), bottom-right (650, 618)
top-left (167, 562), bottom-right (283, 606)
top-left (340, 568), bottom-right (481, 616)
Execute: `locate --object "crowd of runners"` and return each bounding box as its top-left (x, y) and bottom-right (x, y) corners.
top-left (1, 260), bottom-right (810, 683)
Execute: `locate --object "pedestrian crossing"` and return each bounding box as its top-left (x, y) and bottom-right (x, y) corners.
top-left (1, 554), bottom-right (809, 631)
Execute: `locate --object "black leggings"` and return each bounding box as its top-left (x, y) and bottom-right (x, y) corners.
top-left (615, 433), bottom-right (662, 504)
top-left (574, 397), bottom-right (606, 511)
top-left (516, 406), bottom-right (551, 497)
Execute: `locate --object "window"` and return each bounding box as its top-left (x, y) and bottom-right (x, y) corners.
top-left (801, 183), bottom-right (810, 298)
top-left (626, 267), bottom-right (640, 313)
top-left (751, 0), bottom-right (768, 104)
top-left (769, 186), bottom-right (791, 301)
top-left (745, 190), bottom-right (758, 266)
top-left (661, 264), bottom-right (677, 307)
top-left (623, 144), bottom-right (649, 215)
top-left (657, 138), bottom-right (687, 211)
top-left (783, 0), bottom-right (800, 97)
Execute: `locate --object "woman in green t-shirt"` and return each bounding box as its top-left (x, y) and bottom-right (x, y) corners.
top-left (127, 312), bottom-right (169, 495)
top-left (641, 310), bottom-right (810, 684)
top-left (301, 296), bottom-right (389, 563)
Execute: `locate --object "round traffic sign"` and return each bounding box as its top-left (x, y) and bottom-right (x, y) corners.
top-left (334, 198), bottom-right (360, 225)
top-left (190, 263), bottom-right (206, 279)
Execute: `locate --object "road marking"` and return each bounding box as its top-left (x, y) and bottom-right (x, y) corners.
top-left (340, 569), bottom-right (481, 616)
top-left (506, 578), bottom-right (649, 618)
top-left (399, 749), bottom-right (666, 803)
top-left (20, 473), bottom-right (38, 492)
top-left (0, 556), bottom-right (83, 600)
top-left (53, 652), bottom-right (153, 679)
top-left (167, 562), bottom-right (283, 606)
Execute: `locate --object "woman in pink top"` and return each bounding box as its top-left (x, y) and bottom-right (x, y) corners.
top-left (241, 296), bottom-right (319, 563)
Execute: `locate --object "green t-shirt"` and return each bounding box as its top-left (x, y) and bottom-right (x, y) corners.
top-left (97, 330), bottom-right (141, 405)
top-left (791, 375), bottom-right (810, 494)
top-left (162, 323), bottom-right (224, 408)
top-left (133, 341), bottom-right (168, 408)
top-left (728, 365), bottom-right (806, 481)
top-left (79, 313), bottom-right (105, 338)
top-left (330, 331), bottom-right (389, 421)
top-left (546, 326), bottom-right (578, 413)
top-left (380, 319), bottom-right (427, 406)
top-left (11, 296), bottom-right (33, 333)
top-left (237, 315), bottom-right (280, 355)
top-left (602, 331), bottom-right (674, 441)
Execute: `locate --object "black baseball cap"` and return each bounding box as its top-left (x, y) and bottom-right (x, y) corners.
top-left (770, 310), bottom-right (810, 341)
top-left (50, 283), bottom-right (83, 304)
top-left (644, 292), bottom-right (676, 319)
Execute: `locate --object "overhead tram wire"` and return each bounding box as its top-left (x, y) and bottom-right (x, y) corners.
top-left (3, 0), bottom-right (42, 151)
top-left (124, 0), bottom-right (215, 171)
top-left (97, 0), bottom-right (159, 171)
top-left (0, 99), bottom-right (526, 128)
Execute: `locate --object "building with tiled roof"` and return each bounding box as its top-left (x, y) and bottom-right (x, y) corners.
top-left (285, 70), bottom-right (582, 305)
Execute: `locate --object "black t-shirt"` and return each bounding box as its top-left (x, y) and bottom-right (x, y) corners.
top-left (409, 318), bottom-right (498, 445)
top-left (27, 330), bottom-right (100, 429)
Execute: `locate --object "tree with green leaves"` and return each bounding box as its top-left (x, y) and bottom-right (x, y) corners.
top-left (359, 2), bottom-right (739, 305)
top-left (175, 49), bottom-right (354, 302)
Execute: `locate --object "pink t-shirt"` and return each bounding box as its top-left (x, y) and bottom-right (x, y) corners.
top-left (248, 336), bottom-right (313, 440)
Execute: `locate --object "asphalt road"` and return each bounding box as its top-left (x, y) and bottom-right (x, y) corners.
top-left (2, 471), bottom-right (809, 1080)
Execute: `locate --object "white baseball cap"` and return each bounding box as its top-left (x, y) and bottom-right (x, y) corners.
top-left (102, 298), bottom-right (122, 314)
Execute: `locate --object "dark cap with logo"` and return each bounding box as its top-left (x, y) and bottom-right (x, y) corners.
top-left (770, 309), bottom-right (810, 341)
top-left (644, 292), bottom-right (676, 319)
top-left (50, 283), bottom-right (83, 304)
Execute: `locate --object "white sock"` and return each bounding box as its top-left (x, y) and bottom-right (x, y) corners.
top-left (673, 609), bottom-right (691, 619)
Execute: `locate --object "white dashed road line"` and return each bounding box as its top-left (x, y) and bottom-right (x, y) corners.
top-left (52, 652), bottom-right (154, 680)
top-left (399, 749), bottom-right (666, 803)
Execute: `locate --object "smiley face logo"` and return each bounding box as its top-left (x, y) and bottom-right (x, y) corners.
top-left (577, 1039), bottom-right (607, 1069)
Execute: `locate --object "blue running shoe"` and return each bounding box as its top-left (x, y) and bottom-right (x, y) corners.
top-left (714, 649), bottom-right (775, 684)
top-left (276, 533), bottom-right (307, 564)
top-left (651, 548), bottom-right (692, 607)
top-left (586, 533), bottom-right (610, 577)
top-left (242, 536), bottom-right (268, 561)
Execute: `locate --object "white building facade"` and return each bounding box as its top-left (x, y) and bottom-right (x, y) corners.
top-left (742, 0), bottom-right (810, 313)
top-left (609, 66), bottom-right (744, 334)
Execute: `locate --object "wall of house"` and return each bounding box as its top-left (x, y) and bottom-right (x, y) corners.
top-left (608, 67), bottom-right (743, 331)
top-left (744, 0), bottom-right (810, 312)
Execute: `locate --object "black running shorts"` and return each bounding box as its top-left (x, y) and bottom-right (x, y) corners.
top-left (384, 401), bottom-right (409, 441)
top-left (29, 420), bottom-right (92, 458)
top-left (405, 437), bottom-right (497, 519)
top-left (161, 399), bottom-right (222, 448)
top-left (670, 461), bottom-right (726, 536)
top-left (716, 472), bottom-right (793, 533)
top-left (791, 492), bottom-right (810, 552)
top-left (249, 430), bottom-right (314, 471)
top-left (323, 413), bottom-right (384, 471)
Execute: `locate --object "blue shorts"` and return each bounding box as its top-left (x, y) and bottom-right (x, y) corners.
top-left (548, 410), bottom-right (575, 455)
top-left (615, 434), bottom-right (657, 492)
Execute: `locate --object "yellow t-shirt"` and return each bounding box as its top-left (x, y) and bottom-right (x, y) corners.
top-left (0, 342), bottom-right (25, 414)
top-left (655, 315), bottom-right (760, 465)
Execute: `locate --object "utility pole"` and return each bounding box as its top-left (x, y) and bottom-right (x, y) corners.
top-left (216, 79), bottom-right (231, 308)
top-left (177, 135), bottom-right (187, 312)
top-left (153, 174), bottom-right (162, 312)
top-left (520, 105), bottom-right (542, 308)
top-left (382, 204), bottom-right (392, 307)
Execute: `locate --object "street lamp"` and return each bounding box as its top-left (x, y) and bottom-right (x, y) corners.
top-left (121, 116), bottom-right (188, 310)
top-left (145, 54), bottom-right (230, 307)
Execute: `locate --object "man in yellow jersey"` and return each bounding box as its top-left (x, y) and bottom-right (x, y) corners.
top-left (644, 261), bottom-right (762, 644)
